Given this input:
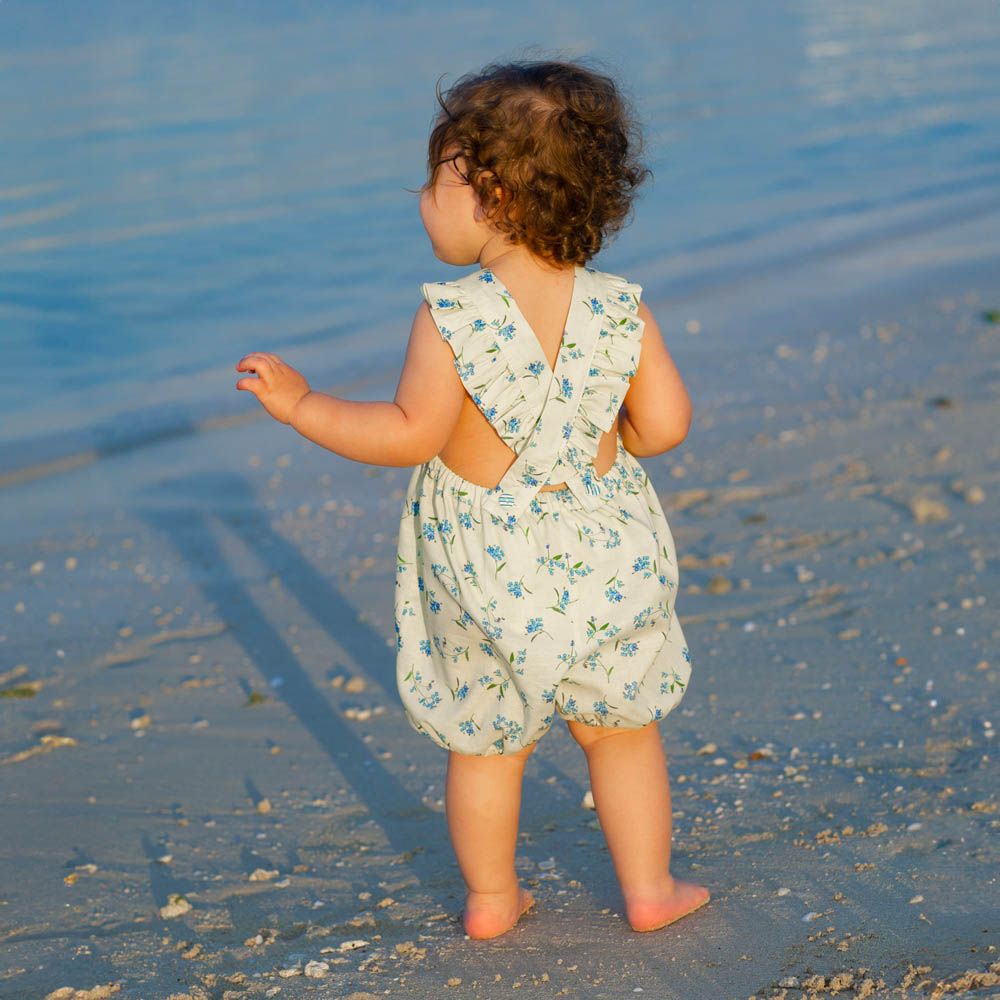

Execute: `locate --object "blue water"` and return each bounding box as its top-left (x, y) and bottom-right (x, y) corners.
top-left (2, 0), bottom-right (999, 476)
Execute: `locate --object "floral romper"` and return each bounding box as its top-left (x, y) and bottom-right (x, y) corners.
top-left (394, 264), bottom-right (691, 756)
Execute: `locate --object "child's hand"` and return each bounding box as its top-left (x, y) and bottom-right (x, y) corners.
top-left (235, 352), bottom-right (311, 425)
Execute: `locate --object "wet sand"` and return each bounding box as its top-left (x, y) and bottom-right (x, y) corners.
top-left (1, 223), bottom-right (998, 998)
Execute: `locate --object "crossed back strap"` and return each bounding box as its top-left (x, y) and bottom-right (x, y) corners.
top-left (468, 267), bottom-right (612, 521)
top-left (423, 264), bottom-right (645, 524)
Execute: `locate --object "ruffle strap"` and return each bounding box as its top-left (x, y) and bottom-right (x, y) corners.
top-left (575, 271), bottom-right (645, 443)
top-left (421, 276), bottom-right (533, 450)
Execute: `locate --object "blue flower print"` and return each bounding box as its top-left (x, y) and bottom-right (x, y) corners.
top-left (492, 714), bottom-right (524, 743)
top-left (549, 587), bottom-right (572, 615)
top-left (482, 668), bottom-right (509, 698)
top-left (660, 669), bottom-right (687, 695)
top-left (633, 606), bottom-right (655, 629)
top-left (605, 578), bottom-right (625, 603)
top-left (536, 546), bottom-right (566, 577)
top-left (481, 620), bottom-right (503, 641)
top-left (526, 616), bottom-right (553, 642)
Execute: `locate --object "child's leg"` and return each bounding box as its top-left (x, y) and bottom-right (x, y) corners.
top-left (445, 742), bottom-right (538, 939)
top-left (567, 719), bottom-right (710, 932)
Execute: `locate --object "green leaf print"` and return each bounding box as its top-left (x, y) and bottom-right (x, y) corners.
top-left (585, 617), bottom-right (610, 641)
top-left (486, 680), bottom-right (509, 698)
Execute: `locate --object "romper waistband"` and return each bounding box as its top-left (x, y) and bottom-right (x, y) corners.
top-left (424, 453), bottom-right (634, 509)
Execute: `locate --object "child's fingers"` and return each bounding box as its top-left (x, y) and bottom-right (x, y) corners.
top-left (235, 376), bottom-right (262, 394)
top-left (236, 353), bottom-right (276, 383)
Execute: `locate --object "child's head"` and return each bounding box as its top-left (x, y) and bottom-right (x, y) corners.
top-left (421, 59), bottom-right (650, 267)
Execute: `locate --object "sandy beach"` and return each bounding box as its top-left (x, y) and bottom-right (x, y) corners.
top-left (2, 203), bottom-right (998, 999)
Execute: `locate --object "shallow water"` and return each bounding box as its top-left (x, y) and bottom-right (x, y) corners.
top-left (2, 0), bottom-right (999, 477)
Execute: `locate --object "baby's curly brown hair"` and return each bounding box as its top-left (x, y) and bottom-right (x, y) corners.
top-left (423, 59), bottom-right (651, 267)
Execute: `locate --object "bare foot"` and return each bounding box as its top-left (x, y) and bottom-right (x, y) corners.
top-left (462, 885), bottom-right (536, 940)
top-left (624, 875), bottom-right (710, 932)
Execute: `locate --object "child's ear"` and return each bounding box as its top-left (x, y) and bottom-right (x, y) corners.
top-left (474, 184), bottom-right (507, 223)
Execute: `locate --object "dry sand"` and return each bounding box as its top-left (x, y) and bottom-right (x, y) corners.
top-left (1, 229), bottom-right (997, 998)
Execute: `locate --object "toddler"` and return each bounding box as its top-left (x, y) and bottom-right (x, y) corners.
top-left (236, 58), bottom-right (710, 941)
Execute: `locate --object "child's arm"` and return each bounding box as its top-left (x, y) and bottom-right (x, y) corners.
top-left (618, 301), bottom-right (692, 458)
top-left (235, 302), bottom-right (464, 467)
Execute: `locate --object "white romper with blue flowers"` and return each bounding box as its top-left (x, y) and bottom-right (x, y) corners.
top-left (394, 264), bottom-right (691, 756)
